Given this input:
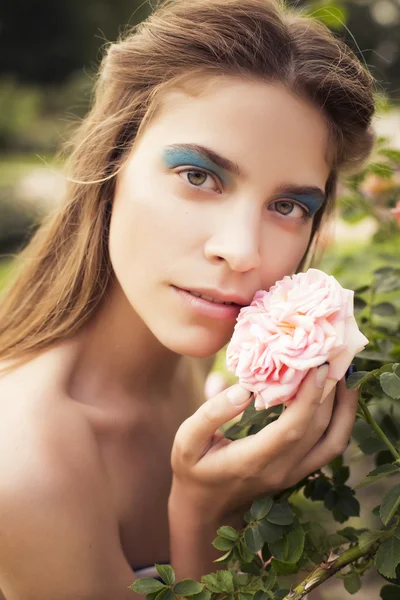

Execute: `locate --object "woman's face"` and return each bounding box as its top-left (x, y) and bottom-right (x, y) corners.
top-left (109, 75), bottom-right (331, 357)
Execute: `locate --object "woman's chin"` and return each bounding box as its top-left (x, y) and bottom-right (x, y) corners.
top-left (163, 330), bottom-right (231, 358)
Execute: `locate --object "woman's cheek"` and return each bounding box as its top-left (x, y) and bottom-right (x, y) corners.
top-left (259, 219), bottom-right (312, 287)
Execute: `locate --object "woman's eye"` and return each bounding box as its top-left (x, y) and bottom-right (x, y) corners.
top-left (179, 169), bottom-right (219, 191)
top-left (272, 200), bottom-right (309, 219)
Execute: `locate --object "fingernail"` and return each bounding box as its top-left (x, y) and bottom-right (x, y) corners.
top-left (316, 362), bottom-right (329, 388)
top-left (345, 364), bottom-right (357, 380)
top-left (226, 385), bottom-right (252, 405)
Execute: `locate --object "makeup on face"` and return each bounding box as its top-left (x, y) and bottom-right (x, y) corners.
top-left (162, 144), bottom-right (235, 185)
top-left (272, 191), bottom-right (325, 217)
top-left (162, 143), bottom-right (326, 216)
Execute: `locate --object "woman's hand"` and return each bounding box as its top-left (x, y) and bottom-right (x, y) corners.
top-left (170, 364), bottom-right (358, 522)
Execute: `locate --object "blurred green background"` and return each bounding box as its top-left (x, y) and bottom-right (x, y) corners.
top-left (0, 0), bottom-right (400, 267)
top-left (1, 1), bottom-right (400, 598)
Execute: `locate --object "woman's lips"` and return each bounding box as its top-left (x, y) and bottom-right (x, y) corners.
top-left (173, 286), bottom-right (242, 320)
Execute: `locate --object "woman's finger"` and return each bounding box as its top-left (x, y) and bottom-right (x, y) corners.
top-left (173, 384), bottom-right (253, 463)
top-left (288, 377), bottom-right (359, 481)
top-left (282, 384), bottom-right (336, 465)
top-left (235, 365), bottom-right (330, 466)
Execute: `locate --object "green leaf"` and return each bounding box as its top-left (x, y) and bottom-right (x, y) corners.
top-left (155, 565), bottom-right (175, 586)
top-left (217, 526), bottom-right (239, 542)
top-left (244, 525), bottom-right (264, 553)
top-left (346, 371), bottom-right (370, 389)
top-left (373, 303), bottom-right (397, 317)
top-left (244, 510), bottom-right (254, 524)
top-left (266, 503), bottom-right (294, 526)
top-left (329, 455), bottom-right (344, 472)
top-left (285, 523), bottom-right (305, 563)
top-left (376, 135), bottom-right (391, 146)
top-left (250, 497), bottom-right (273, 520)
top-left (191, 590), bottom-right (211, 600)
top-left (233, 573), bottom-right (247, 587)
top-left (238, 594), bottom-right (253, 600)
top-left (201, 574), bottom-right (220, 593)
top-left (337, 527), bottom-right (363, 543)
top-left (258, 520), bottom-right (285, 543)
top-left (333, 466), bottom-right (350, 486)
top-left (359, 435), bottom-right (387, 455)
top-left (216, 571), bottom-right (234, 594)
top-left (325, 488), bottom-right (339, 510)
top-left (367, 162), bottom-right (395, 179)
top-left (376, 276), bottom-right (400, 293)
top-left (237, 569), bottom-right (263, 592)
top-left (253, 590), bottom-right (270, 600)
top-left (343, 571), bottom-right (361, 594)
top-left (130, 579), bottom-right (166, 594)
top-left (268, 526), bottom-right (304, 564)
top-left (382, 414), bottom-right (400, 439)
top-left (355, 284), bottom-right (370, 294)
top-left (238, 541), bottom-right (255, 563)
top-left (354, 297), bottom-right (367, 311)
top-left (380, 584), bottom-right (400, 599)
top-left (238, 560), bottom-right (262, 576)
top-left (213, 549), bottom-right (232, 563)
top-left (336, 490), bottom-right (360, 518)
top-left (174, 579), bottom-right (204, 596)
top-left (145, 592), bottom-right (161, 600)
top-left (374, 267), bottom-right (396, 277)
top-left (378, 148), bottom-right (400, 162)
top-left (380, 485), bottom-right (400, 525)
top-left (268, 536), bottom-right (288, 562)
top-left (380, 373), bottom-right (400, 400)
top-left (254, 592), bottom-right (271, 600)
top-left (274, 591), bottom-right (290, 600)
top-left (358, 530), bottom-right (384, 552)
top-left (264, 573), bottom-right (277, 591)
top-left (356, 464), bottom-right (400, 488)
top-left (271, 558), bottom-right (298, 575)
top-left (375, 531), bottom-right (400, 579)
top-left (304, 475), bottom-right (332, 501)
top-left (155, 589), bottom-right (174, 600)
top-left (212, 536), bottom-right (236, 552)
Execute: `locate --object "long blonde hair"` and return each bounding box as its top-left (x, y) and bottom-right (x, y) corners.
top-left (0, 0), bottom-right (376, 367)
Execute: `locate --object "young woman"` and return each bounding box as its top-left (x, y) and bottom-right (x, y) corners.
top-left (0, 0), bottom-right (376, 598)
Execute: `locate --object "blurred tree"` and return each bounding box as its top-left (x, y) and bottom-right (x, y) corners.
top-left (0, 0), bottom-right (399, 97)
top-left (0, 0), bottom-right (151, 84)
top-left (290, 0), bottom-right (400, 100)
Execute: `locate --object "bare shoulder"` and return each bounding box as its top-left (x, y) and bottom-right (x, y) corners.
top-left (0, 347), bottom-right (97, 483)
top-left (0, 352), bottom-right (135, 599)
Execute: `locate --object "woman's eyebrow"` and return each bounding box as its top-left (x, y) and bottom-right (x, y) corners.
top-left (164, 144), bottom-right (327, 202)
top-left (165, 143), bottom-right (244, 177)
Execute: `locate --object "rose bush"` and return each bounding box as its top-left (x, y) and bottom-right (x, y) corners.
top-left (226, 269), bottom-right (368, 410)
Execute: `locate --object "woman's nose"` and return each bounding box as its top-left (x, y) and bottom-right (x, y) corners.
top-left (203, 207), bottom-right (262, 272)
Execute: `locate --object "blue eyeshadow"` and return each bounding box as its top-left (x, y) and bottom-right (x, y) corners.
top-left (276, 193), bottom-right (324, 217)
top-left (162, 147), bottom-right (231, 184)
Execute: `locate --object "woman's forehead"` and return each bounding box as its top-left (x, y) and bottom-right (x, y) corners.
top-left (131, 75), bottom-right (332, 185)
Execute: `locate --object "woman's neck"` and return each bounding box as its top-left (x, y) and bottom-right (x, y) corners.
top-left (65, 280), bottom-right (184, 408)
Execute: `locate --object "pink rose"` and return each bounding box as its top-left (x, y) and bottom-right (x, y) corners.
top-left (391, 201), bottom-right (400, 229)
top-left (226, 269), bottom-right (368, 410)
